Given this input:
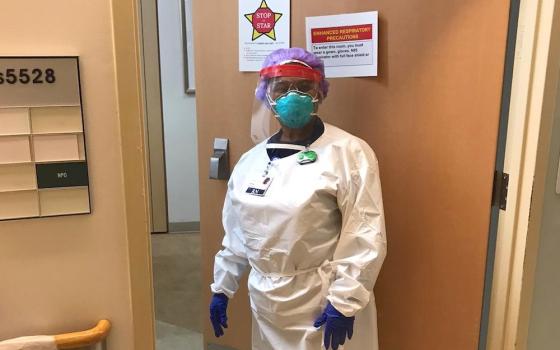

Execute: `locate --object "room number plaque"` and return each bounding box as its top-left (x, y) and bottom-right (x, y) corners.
top-left (0, 57), bottom-right (91, 221)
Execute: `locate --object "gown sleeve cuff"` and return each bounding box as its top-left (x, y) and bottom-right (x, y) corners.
top-left (210, 284), bottom-right (235, 299)
top-left (326, 288), bottom-right (371, 317)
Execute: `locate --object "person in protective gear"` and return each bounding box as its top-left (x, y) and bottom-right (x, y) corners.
top-left (209, 47), bottom-right (387, 350)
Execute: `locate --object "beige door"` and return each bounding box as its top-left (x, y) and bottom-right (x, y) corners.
top-left (193, 1), bottom-right (512, 349)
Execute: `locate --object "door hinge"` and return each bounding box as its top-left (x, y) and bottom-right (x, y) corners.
top-left (492, 171), bottom-right (510, 210)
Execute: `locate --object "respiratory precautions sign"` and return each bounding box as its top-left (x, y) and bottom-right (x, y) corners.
top-left (306, 11), bottom-right (378, 78)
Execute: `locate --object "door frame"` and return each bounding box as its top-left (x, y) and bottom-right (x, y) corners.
top-left (139, 0), bottom-right (169, 233)
top-left (479, 0), bottom-right (521, 348)
top-left (112, 0), bottom-right (156, 349)
top-left (486, 0), bottom-right (560, 349)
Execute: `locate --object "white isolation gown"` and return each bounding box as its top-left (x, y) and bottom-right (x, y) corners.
top-left (211, 123), bottom-right (387, 350)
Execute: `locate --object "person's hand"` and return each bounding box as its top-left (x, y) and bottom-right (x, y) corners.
top-left (313, 302), bottom-right (355, 350)
top-left (209, 293), bottom-right (229, 337)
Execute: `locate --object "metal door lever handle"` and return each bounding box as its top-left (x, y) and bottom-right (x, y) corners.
top-left (210, 138), bottom-right (230, 180)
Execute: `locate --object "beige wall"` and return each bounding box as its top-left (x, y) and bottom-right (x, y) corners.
top-left (0, 1), bottom-right (142, 349)
top-left (524, 4), bottom-right (560, 348)
top-left (493, 0), bottom-right (560, 347)
top-left (527, 69), bottom-right (560, 350)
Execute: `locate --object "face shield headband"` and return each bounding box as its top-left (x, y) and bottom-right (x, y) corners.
top-left (259, 63), bottom-right (323, 83)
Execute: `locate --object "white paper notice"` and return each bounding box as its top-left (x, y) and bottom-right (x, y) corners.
top-left (239, 0), bottom-right (290, 72)
top-left (306, 11), bottom-right (378, 78)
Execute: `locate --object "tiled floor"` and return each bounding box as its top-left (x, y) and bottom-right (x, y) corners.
top-left (155, 319), bottom-right (203, 350)
top-left (151, 232), bottom-right (238, 350)
top-left (152, 232), bottom-right (203, 350)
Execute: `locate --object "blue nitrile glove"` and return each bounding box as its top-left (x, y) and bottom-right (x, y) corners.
top-left (313, 301), bottom-right (355, 350)
top-left (209, 293), bottom-right (229, 337)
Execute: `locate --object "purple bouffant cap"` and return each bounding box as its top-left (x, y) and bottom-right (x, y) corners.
top-left (255, 47), bottom-right (329, 102)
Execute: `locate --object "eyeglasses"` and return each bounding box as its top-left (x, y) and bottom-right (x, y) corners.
top-left (268, 79), bottom-right (319, 96)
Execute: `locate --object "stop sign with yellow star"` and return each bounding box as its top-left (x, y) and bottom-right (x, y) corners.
top-left (245, 0), bottom-right (283, 41)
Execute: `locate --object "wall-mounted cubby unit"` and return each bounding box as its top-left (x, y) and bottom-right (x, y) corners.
top-left (0, 57), bottom-right (90, 221)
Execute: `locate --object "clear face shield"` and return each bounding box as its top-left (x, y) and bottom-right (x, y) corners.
top-left (251, 62), bottom-right (324, 144)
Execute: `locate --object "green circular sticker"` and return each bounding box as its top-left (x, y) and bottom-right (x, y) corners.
top-left (297, 150), bottom-right (317, 164)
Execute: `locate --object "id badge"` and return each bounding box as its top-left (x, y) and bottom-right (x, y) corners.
top-left (245, 175), bottom-right (274, 197)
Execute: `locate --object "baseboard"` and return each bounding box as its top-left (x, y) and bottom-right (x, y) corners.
top-left (168, 221), bottom-right (200, 233)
